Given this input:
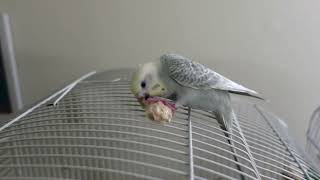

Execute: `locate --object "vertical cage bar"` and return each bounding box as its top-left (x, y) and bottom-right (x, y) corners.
top-left (232, 111), bottom-right (262, 180)
top-left (188, 108), bottom-right (194, 180)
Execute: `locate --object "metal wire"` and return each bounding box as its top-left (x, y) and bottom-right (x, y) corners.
top-left (0, 69), bottom-right (319, 180)
top-left (306, 106), bottom-right (320, 174)
top-left (188, 108), bottom-right (194, 180)
top-left (0, 71), bottom-right (96, 132)
top-left (254, 105), bottom-right (311, 180)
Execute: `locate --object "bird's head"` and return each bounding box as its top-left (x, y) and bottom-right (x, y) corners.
top-left (131, 62), bottom-right (167, 106)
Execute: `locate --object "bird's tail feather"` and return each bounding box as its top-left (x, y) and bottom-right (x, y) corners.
top-left (228, 90), bottom-right (265, 100)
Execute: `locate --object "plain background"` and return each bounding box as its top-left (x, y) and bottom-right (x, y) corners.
top-left (1, 0), bottom-right (320, 146)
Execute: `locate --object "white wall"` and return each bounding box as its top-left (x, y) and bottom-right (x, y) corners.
top-left (1, 0), bottom-right (320, 145)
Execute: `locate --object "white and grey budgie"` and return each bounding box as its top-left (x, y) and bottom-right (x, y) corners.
top-left (131, 53), bottom-right (263, 131)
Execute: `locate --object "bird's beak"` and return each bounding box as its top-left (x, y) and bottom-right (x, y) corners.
top-left (137, 96), bottom-right (144, 105)
top-left (137, 91), bottom-right (148, 106)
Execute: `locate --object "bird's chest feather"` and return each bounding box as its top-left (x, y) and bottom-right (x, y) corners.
top-left (171, 87), bottom-right (222, 111)
top-left (162, 76), bottom-right (226, 111)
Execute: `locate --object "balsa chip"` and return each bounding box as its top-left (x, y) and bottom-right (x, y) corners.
top-left (145, 101), bottom-right (173, 123)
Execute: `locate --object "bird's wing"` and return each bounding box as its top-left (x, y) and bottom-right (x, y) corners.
top-left (161, 53), bottom-right (263, 99)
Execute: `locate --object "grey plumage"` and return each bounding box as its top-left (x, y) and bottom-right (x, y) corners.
top-left (161, 53), bottom-right (263, 100)
top-left (159, 53), bottom-right (262, 131)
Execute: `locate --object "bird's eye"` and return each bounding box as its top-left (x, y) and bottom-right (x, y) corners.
top-left (141, 81), bottom-right (146, 88)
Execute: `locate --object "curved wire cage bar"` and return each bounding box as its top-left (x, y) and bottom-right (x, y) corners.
top-left (0, 69), bottom-right (319, 180)
top-left (306, 106), bottom-right (320, 176)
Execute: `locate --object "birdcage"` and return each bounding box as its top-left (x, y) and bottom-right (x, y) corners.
top-left (0, 69), bottom-right (319, 180)
top-left (306, 106), bottom-right (320, 175)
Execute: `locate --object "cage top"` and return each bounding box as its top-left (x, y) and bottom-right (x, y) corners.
top-left (0, 69), bottom-right (319, 180)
